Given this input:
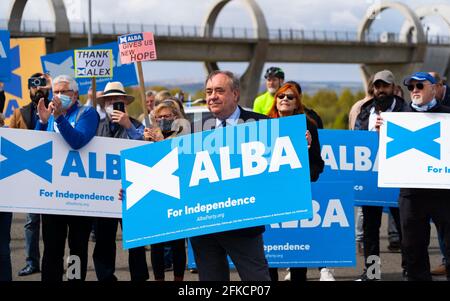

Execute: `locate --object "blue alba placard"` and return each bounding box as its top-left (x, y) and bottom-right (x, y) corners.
top-left (0, 30), bottom-right (11, 81)
top-left (121, 115), bottom-right (314, 249)
top-left (40, 42), bottom-right (137, 95)
top-left (186, 181), bottom-right (355, 269)
top-left (318, 129), bottom-right (399, 207)
top-left (263, 182), bottom-right (355, 267)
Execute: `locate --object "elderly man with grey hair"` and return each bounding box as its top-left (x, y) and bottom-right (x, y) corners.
top-left (189, 70), bottom-right (271, 281)
top-left (35, 74), bottom-right (99, 281)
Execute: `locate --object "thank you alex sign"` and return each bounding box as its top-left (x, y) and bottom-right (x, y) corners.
top-left (74, 49), bottom-right (113, 78)
top-left (121, 115), bottom-right (313, 248)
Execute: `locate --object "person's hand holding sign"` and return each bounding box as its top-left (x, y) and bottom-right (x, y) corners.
top-left (143, 127), bottom-right (164, 142)
top-left (375, 115), bottom-right (384, 132)
top-left (306, 130), bottom-right (312, 149)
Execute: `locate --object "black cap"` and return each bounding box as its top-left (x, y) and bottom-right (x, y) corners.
top-left (264, 67), bottom-right (285, 80)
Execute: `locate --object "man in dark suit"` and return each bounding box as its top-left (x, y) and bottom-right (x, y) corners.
top-left (189, 70), bottom-right (271, 281)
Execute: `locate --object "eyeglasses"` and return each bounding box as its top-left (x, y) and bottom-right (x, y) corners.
top-left (155, 114), bottom-right (175, 120)
top-left (53, 89), bottom-right (74, 95)
top-left (277, 93), bottom-right (295, 101)
top-left (407, 82), bottom-right (430, 91)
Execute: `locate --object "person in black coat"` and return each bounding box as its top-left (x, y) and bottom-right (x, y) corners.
top-left (189, 70), bottom-right (271, 281)
top-left (266, 82), bottom-right (324, 281)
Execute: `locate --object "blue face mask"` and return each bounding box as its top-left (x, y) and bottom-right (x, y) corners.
top-left (59, 93), bottom-right (73, 109)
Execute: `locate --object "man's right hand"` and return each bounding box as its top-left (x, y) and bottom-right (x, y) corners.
top-left (37, 98), bottom-right (52, 123)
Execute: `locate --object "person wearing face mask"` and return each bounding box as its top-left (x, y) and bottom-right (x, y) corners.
top-left (354, 70), bottom-right (408, 281)
top-left (398, 72), bottom-right (450, 281)
top-left (91, 81), bottom-right (149, 282)
top-left (143, 99), bottom-right (188, 142)
top-left (9, 72), bottom-right (51, 277)
top-left (253, 67), bottom-right (285, 115)
top-left (35, 74), bottom-right (99, 281)
top-left (142, 100), bottom-right (187, 281)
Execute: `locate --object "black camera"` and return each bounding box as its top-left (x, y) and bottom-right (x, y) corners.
top-left (28, 77), bottom-right (47, 88)
top-left (113, 102), bottom-right (125, 112)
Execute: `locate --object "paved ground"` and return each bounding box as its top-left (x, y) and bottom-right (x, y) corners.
top-left (9, 211), bottom-right (446, 281)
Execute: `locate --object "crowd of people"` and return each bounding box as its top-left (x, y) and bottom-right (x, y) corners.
top-left (0, 65), bottom-right (449, 282)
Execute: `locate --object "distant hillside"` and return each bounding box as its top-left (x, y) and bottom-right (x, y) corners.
top-left (145, 80), bottom-right (364, 96)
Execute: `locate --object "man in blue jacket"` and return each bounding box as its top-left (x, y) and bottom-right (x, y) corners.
top-left (35, 74), bottom-right (99, 281)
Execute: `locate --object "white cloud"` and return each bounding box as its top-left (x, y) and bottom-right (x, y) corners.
top-left (330, 10), bottom-right (360, 27)
top-left (3, 0), bottom-right (450, 83)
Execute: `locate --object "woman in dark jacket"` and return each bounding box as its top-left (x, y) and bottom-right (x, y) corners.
top-left (267, 82), bottom-right (325, 281)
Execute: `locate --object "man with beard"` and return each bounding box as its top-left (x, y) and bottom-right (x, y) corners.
top-left (9, 72), bottom-right (51, 276)
top-left (354, 70), bottom-right (408, 281)
top-left (253, 67), bottom-right (285, 115)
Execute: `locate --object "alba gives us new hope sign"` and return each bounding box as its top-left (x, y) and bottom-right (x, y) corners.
top-left (121, 115), bottom-right (313, 249)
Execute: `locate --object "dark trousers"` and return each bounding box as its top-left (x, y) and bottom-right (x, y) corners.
top-left (362, 206), bottom-right (405, 270)
top-left (399, 196), bottom-right (450, 281)
top-left (41, 214), bottom-right (92, 281)
top-left (151, 239), bottom-right (186, 280)
top-left (190, 232), bottom-right (270, 281)
top-left (0, 212), bottom-right (12, 281)
top-left (24, 213), bottom-right (40, 269)
top-left (93, 217), bottom-right (149, 281)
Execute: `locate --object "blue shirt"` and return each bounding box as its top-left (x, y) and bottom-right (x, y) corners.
top-left (126, 123), bottom-right (144, 140)
top-left (35, 102), bottom-right (100, 149)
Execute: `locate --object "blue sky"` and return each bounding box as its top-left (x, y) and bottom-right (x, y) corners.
top-left (2, 0), bottom-right (450, 83)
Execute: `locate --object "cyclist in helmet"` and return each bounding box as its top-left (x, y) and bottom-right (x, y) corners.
top-left (253, 67), bottom-right (285, 115)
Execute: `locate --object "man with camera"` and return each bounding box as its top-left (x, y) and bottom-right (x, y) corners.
top-left (92, 81), bottom-right (149, 281)
top-left (9, 72), bottom-right (52, 277)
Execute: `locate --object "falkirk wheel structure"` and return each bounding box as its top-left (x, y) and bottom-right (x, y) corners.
top-left (8, 0), bottom-right (450, 103)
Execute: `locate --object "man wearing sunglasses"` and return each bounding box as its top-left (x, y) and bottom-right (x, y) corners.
top-left (354, 69), bottom-right (407, 281)
top-left (399, 71), bottom-right (450, 281)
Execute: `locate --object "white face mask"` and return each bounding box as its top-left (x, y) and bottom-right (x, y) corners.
top-left (105, 105), bottom-right (114, 117)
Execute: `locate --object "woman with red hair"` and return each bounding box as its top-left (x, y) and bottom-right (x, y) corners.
top-left (267, 82), bottom-right (327, 281)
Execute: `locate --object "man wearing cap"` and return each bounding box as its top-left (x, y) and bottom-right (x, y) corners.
top-left (253, 67), bottom-right (285, 115)
top-left (92, 81), bottom-right (149, 281)
top-left (35, 74), bottom-right (99, 281)
top-left (354, 70), bottom-right (408, 281)
top-left (398, 72), bottom-right (450, 281)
